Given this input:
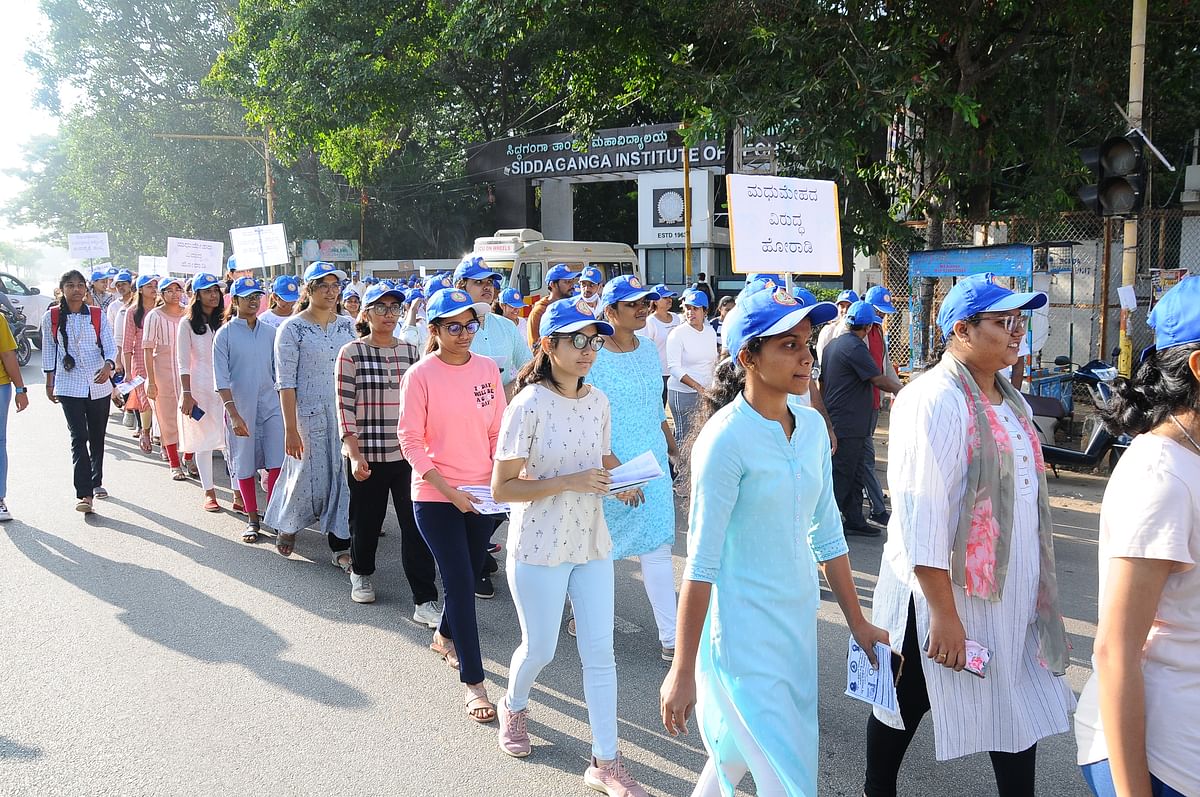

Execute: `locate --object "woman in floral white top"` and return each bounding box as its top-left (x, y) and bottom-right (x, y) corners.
top-left (491, 297), bottom-right (649, 797)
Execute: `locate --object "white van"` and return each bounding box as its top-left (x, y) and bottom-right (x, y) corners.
top-left (470, 229), bottom-right (641, 304)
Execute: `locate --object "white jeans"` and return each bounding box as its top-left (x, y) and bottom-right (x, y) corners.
top-left (638, 542), bottom-right (678, 648)
top-left (193, 449), bottom-right (214, 490)
top-left (506, 557), bottom-right (617, 760)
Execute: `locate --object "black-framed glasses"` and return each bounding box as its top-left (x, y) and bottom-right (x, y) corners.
top-left (437, 319), bottom-right (481, 336)
top-left (368, 304), bottom-right (402, 316)
top-left (552, 332), bottom-right (605, 351)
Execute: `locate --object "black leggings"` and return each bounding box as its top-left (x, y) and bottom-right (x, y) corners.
top-left (863, 599), bottom-right (1037, 797)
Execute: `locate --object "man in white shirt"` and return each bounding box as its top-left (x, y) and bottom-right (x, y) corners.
top-left (349, 271), bottom-right (366, 297)
top-left (577, 265), bottom-right (604, 311)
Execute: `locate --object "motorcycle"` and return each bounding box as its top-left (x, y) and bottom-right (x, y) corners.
top-left (1034, 356), bottom-right (1130, 476)
top-left (0, 303), bottom-right (31, 367)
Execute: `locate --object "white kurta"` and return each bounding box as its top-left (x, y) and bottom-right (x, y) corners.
top-left (175, 319), bottom-right (226, 453)
top-left (870, 367), bottom-right (1075, 760)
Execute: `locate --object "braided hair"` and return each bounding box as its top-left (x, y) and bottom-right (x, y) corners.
top-left (55, 269), bottom-right (88, 371)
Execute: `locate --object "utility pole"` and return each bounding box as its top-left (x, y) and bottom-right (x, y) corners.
top-left (1118, 0), bottom-right (1147, 377)
top-left (153, 132), bottom-right (276, 225)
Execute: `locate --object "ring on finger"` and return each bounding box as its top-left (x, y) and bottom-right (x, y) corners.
top-left (936, 652), bottom-right (947, 661)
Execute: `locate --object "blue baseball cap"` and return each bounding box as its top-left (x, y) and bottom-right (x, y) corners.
top-left (231, 276), bottom-right (264, 298)
top-left (539, 297), bottom-right (615, 338)
top-left (865, 284), bottom-right (897, 314)
top-left (426, 287), bottom-right (490, 322)
top-left (1145, 276), bottom-right (1200, 359)
top-left (580, 265), bottom-right (604, 285)
top-left (157, 276), bottom-right (183, 292)
top-left (191, 273), bottom-right (221, 292)
top-left (363, 283), bottom-right (406, 307)
top-left (114, 270), bottom-right (134, 285)
top-left (135, 274), bottom-right (159, 290)
top-left (599, 275), bottom-right (660, 315)
top-left (746, 273), bottom-right (784, 287)
top-left (500, 287), bottom-right (525, 308)
top-left (791, 287), bottom-right (818, 306)
top-left (453, 256), bottom-right (501, 283)
top-left (90, 267), bottom-right (112, 282)
top-left (304, 261), bottom-right (347, 283)
top-left (835, 289), bottom-right (860, 305)
top-left (652, 283), bottom-right (677, 298)
top-left (546, 263), bottom-right (580, 285)
top-left (226, 255), bottom-right (237, 272)
top-left (936, 273), bottom-right (1047, 339)
top-left (681, 288), bottom-right (709, 309)
top-left (424, 273), bottom-right (454, 297)
top-left (406, 287), bottom-right (424, 302)
top-left (271, 275), bottom-right (301, 302)
top-left (341, 285), bottom-right (361, 301)
top-left (723, 287), bottom-right (839, 362)
top-left (363, 275), bottom-right (378, 285)
top-left (846, 300), bottom-right (883, 326)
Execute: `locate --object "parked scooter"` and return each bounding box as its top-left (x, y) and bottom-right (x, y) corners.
top-left (0, 303), bottom-right (31, 367)
top-left (1036, 356), bottom-right (1130, 475)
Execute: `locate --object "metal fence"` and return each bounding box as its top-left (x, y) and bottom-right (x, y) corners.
top-left (877, 209), bottom-right (1200, 375)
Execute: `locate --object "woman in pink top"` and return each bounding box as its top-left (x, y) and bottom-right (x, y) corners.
top-left (144, 277), bottom-right (188, 477)
top-left (123, 275), bottom-right (158, 454)
top-left (397, 287), bottom-right (506, 725)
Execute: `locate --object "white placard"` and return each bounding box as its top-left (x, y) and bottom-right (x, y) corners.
top-left (1117, 284), bottom-right (1138, 311)
top-left (229, 223), bottom-right (289, 270)
top-left (68, 232), bottom-right (110, 260)
top-left (167, 237), bottom-right (224, 276)
top-left (726, 175), bottom-right (843, 276)
top-left (138, 256), bottom-right (168, 273)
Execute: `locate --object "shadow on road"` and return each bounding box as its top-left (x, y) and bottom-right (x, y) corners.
top-left (9, 529), bottom-right (369, 710)
top-left (0, 735), bottom-right (42, 761)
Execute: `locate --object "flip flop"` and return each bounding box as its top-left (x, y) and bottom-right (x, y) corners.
top-left (139, 431), bottom-right (152, 454)
top-left (275, 532), bottom-right (296, 557)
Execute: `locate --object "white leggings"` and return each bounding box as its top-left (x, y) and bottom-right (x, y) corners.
top-left (638, 542), bottom-right (678, 648)
top-left (506, 557), bottom-right (617, 760)
top-left (192, 449), bottom-right (214, 490)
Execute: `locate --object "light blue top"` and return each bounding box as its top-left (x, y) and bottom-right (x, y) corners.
top-left (585, 338), bottom-right (675, 559)
top-left (685, 393), bottom-right (847, 796)
top-left (469, 311), bottom-right (531, 386)
top-left (212, 317), bottom-right (283, 478)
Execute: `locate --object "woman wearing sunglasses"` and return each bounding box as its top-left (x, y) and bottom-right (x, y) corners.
top-left (492, 297), bottom-right (650, 796)
top-left (336, 283), bottom-right (440, 626)
top-left (398, 287), bottom-right (506, 724)
top-left (264, 262), bottom-right (358, 561)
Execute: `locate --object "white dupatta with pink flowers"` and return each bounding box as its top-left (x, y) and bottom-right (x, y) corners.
top-left (940, 353), bottom-right (1070, 675)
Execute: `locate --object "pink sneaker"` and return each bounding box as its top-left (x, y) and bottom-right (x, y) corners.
top-left (583, 754), bottom-right (649, 797)
top-left (497, 697), bottom-right (530, 758)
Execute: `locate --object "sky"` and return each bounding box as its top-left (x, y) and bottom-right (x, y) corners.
top-left (1, 2), bottom-right (64, 275)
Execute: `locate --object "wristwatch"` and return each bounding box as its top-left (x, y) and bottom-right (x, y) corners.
top-left (13, 386), bottom-right (27, 395)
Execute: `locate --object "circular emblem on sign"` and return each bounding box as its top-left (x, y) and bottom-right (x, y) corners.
top-left (575, 299), bottom-right (594, 316)
top-left (629, 276), bottom-right (642, 289)
top-left (772, 289), bottom-right (798, 306)
top-left (451, 290), bottom-right (469, 302)
top-left (656, 190), bottom-right (685, 225)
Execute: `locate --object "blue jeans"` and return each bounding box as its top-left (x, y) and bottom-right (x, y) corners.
top-left (1081, 760), bottom-right (1185, 797)
top-left (0, 383), bottom-right (9, 497)
top-left (413, 500), bottom-right (494, 684)
top-left (506, 557), bottom-right (617, 759)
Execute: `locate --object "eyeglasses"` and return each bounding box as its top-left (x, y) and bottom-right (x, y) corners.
top-left (436, 319), bottom-right (481, 336)
top-left (552, 333), bottom-right (605, 351)
top-left (977, 313), bottom-right (1030, 334)
top-left (368, 304), bottom-right (402, 316)
top-left (312, 281), bottom-right (341, 292)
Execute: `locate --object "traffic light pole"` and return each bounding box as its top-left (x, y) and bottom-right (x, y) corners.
top-left (1118, 0), bottom-right (1147, 377)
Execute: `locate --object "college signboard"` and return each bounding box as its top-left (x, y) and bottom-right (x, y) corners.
top-left (229, 223), bottom-right (289, 270)
top-left (166, 237), bottom-right (224, 276)
top-left (726, 175), bottom-right (843, 276)
top-left (68, 232), bottom-right (110, 260)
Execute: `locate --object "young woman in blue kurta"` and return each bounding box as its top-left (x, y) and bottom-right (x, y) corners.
top-left (660, 287), bottom-right (888, 797)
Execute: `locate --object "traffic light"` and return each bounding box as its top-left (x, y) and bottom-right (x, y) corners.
top-left (1078, 132), bottom-right (1146, 216)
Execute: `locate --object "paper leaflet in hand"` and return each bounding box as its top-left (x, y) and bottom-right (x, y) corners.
top-left (844, 638), bottom-right (899, 712)
top-left (116, 375), bottom-right (145, 396)
top-left (606, 451), bottom-right (665, 495)
top-left (459, 485), bottom-right (510, 515)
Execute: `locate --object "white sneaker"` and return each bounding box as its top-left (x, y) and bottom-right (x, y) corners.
top-left (412, 601), bottom-right (441, 628)
top-left (350, 573), bottom-right (375, 604)
top-left (0, 499), bottom-right (11, 522)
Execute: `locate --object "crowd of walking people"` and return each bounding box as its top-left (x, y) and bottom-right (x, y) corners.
top-left (2, 257), bottom-right (1197, 797)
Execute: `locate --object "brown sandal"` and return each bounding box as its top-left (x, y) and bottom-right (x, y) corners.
top-left (276, 532), bottom-right (297, 557)
top-left (430, 634), bottom-right (460, 670)
top-left (465, 687), bottom-right (496, 724)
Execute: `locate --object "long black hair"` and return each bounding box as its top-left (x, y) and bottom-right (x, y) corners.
top-left (187, 287), bottom-right (225, 335)
top-left (515, 336), bottom-right (585, 394)
top-left (1103, 343), bottom-right (1200, 436)
top-left (133, 283), bottom-right (156, 329)
top-left (54, 269), bottom-right (88, 371)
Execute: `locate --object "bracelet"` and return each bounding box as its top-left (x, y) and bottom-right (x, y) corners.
top-left (223, 400), bottom-right (236, 407)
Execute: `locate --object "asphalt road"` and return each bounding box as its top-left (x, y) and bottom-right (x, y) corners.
top-left (0, 363), bottom-right (1102, 796)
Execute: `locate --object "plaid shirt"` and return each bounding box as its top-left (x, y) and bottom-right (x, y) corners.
top-left (40, 306), bottom-right (117, 400)
top-left (336, 338), bottom-right (418, 463)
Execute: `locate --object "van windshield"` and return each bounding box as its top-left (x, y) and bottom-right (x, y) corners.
top-left (482, 260), bottom-right (513, 282)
